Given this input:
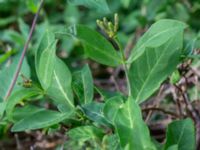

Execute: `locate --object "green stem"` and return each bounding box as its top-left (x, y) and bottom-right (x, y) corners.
top-left (0, 49), bottom-right (16, 64)
top-left (115, 38), bottom-right (131, 96)
top-left (123, 63), bottom-right (131, 96)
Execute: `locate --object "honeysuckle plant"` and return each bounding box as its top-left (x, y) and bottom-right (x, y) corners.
top-left (0, 1), bottom-right (199, 150)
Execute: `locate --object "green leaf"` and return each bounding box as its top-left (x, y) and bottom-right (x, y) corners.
top-left (164, 118), bottom-right (195, 150)
top-left (0, 53), bottom-right (30, 100)
top-left (102, 134), bottom-right (121, 150)
top-left (72, 64), bottom-right (93, 105)
top-left (6, 88), bottom-right (41, 120)
top-left (38, 40), bottom-right (57, 90)
top-left (188, 54), bottom-right (200, 59)
top-left (128, 33), bottom-right (183, 103)
top-left (12, 105), bottom-right (45, 122)
top-left (26, 0), bottom-right (39, 13)
top-left (170, 70), bottom-right (181, 84)
top-left (67, 25), bottom-right (122, 66)
top-left (18, 18), bottom-right (29, 39)
top-left (95, 87), bottom-right (124, 100)
top-left (82, 102), bottom-right (111, 127)
top-left (103, 96), bottom-right (124, 124)
top-left (152, 138), bottom-right (163, 150)
top-left (0, 29), bottom-right (25, 46)
top-left (68, 0), bottom-right (110, 14)
top-left (0, 16), bottom-right (16, 27)
top-left (11, 109), bottom-right (74, 132)
top-left (114, 97), bottom-right (156, 150)
top-left (127, 19), bottom-right (187, 63)
top-left (0, 102), bottom-right (6, 118)
top-left (0, 49), bottom-right (16, 64)
top-left (35, 30), bottom-right (55, 77)
top-left (35, 30), bottom-right (74, 112)
top-left (35, 30), bottom-right (56, 90)
top-left (46, 58), bottom-right (74, 112)
top-left (167, 145), bottom-right (178, 150)
top-left (68, 125), bottom-right (104, 143)
top-left (121, 0), bottom-right (130, 8)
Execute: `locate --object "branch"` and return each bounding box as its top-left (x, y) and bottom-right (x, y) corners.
top-left (142, 107), bottom-right (179, 118)
top-left (4, 0), bottom-right (44, 100)
top-left (174, 84), bottom-right (200, 149)
top-left (174, 84), bottom-right (200, 122)
top-left (145, 85), bottom-right (166, 122)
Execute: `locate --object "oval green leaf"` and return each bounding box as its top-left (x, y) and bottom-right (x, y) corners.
top-left (67, 125), bottom-right (104, 142)
top-left (164, 118), bottom-right (195, 150)
top-left (72, 64), bottom-right (93, 105)
top-left (114, 97), bottom-right (156, 150)
top-left (67, 25), bottom-right (123, 67)
top-left (11, 109), bottom-right (74, 132)
top-left (68, 0), bottom-right (110, 14)
top-left (103, 96), bottom-right (124, 124)
top-left (127, 19), bottom-right (187, 63)
top-left (46, 58), bottom-right (74, 112)
top-left (128, 31), bottom-right (183, 103)
top-left (6, 88), bottom-right (41, 120)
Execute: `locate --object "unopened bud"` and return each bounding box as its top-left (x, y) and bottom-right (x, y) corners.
top-left (114, 13), bottom-right (119, 32)
top-left (103, 17), bottom-right (108, 26)
top-left (96, 19), bottom-right (101, 26)
top-left (96, 20), bottom-right (104, 30)
top-left (108, 22), bottom-right (114, 31)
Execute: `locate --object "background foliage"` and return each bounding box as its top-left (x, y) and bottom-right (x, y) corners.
top-left (0, 0), bottom-right (200, 149)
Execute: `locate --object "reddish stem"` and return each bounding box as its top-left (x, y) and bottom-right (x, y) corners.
top-left (4, 0), bottom-right (44, 100)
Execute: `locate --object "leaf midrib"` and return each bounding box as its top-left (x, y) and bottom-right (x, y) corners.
top-left (127, 99), bottom-right (134, 128)
top-left (53, 71), bottom-right (74, 108)
top-left (176, 121), bottom-right (187, 145)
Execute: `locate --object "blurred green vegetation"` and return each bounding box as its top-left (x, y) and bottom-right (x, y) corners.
top-left (1, 0), bottom-right (200, 68)
top-left (0, 0), bottom-right (200, 149)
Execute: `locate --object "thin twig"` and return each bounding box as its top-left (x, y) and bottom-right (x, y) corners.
top-left (4, 0), bottom-right (44, 100)
top-left (110, 75), bottom-right (120, 92)
top-left (172, 85), bottom-right (185, 118)
top-left (174, 84), bottom-right (200, 122)
top-left (145, 85), bottom-right (165, 122)
top-left (142, 107), bottom-right (179, 118)
top-left (124, 34), bottom-right (135, 58)
top-left (174, 84), bottom-right (200, 149)
top-left (14, 134), bottom-right (22, 150)
top-left (115, 38), bottom-right (131, 96)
